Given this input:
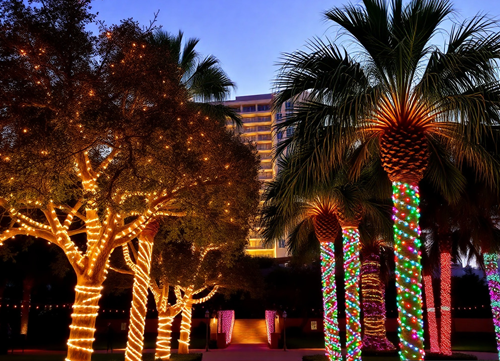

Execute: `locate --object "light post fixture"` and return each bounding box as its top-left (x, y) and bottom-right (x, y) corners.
top-left (205, 310), bottom-right (210, 352)
top-left (283, 310), bottom-right (287, 351)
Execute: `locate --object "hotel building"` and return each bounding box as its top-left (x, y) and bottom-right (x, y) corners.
top-left (224, 93), bottom-right (291, 258)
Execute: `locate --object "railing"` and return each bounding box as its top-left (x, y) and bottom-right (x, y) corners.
top-left (257, 144), bottom-right (272, 150)
top-left (217, 310), bottom-right (235, 345)
top-left (265, 310), bottom-right (277, 346)
top-left (242, 116), bottom-right (272, 123)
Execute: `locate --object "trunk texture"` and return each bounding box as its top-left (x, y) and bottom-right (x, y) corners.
top-left (361, 252), bottom-right (395, 351)
top-left (124, 221), bottom-right (159, 361)
top-left (342, 228), bottom-right (362, 361)
top-left (423, 272), bottom-right (440, 354)
top-left (178, 302), bottom-right (193, 354)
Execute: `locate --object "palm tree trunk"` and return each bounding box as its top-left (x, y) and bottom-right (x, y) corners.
top-left (361, 252), bottom-right (395, 351)
top-left (20, 277), bottom-right (34, 336)
top-left (342, 228), bottom-right (362, 361)
top-left (66, 277), bottom-right (104, 361)
top-left (319, 242), bottom-right (342, 360)
top-left (155, 310), bottom-right (176, 360)
top-left (439, 241), bottom-right (452, 356)
top-left (178, 301), bottom-right (193, 354)
top-left (125, 221), bottom-right (159, 361)
top-left (484, 253), bottom-right (500, 360)
top-left (392, 182), bottom-right (425, 360)
top-left (423, 272), bottom-right (440, 354)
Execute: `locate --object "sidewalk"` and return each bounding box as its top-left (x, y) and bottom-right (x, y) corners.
top-left (199, 344), bottom-right (325, 361)
top-left (3, 346), bottom-right (499, 360)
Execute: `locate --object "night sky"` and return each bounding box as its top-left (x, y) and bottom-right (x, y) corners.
top-left (90, 0), bottom-right (500, 97)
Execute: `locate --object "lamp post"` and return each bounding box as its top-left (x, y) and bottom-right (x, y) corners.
top-left (205, 310), bottom-right (210, 351)
top-left (283, 310), bottom-right (287, 351)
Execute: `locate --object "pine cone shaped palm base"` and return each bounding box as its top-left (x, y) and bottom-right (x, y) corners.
top-left (314, 211), bottom-right (341, 243)
top-left (380, 126), bottom-right (429, 183)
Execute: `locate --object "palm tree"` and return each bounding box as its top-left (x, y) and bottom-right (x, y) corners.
top-left (149, 30), bottom-right (241, 125)
top-left (273, 1), bottom-right (500, 358)
top-left (358, 232), bottom-right (396, 352)
top-left (262, 144), bottom-right (392, 360)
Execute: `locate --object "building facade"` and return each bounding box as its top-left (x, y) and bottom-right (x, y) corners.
top-left (224, 93), bottom-right (289, 258)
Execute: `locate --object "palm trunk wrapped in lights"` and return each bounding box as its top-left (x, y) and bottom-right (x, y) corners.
top-left (439, 239), bottom-right (452, 356)
top-left (391, 182), bottom-right (425, 360)
top-left (340, 226), bottom-right (362, 361)
top-left (423, 271), bottom-right (440, 354)
top-left (313, 204), bottom-right (342, 361)
top-left (484, 253), bottom-right (500, 359)
top-left (360, 252), bottom-right (395, 351)
top-left (124, 221), bottom-right (160, 361)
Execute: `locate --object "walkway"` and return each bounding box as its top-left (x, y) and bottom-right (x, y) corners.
top-left (3, 348), bottom-right (498, 360)
top-left (231, 319), bottom-right (267, 344)
top-left (199, 344), bottom-right (325, 361)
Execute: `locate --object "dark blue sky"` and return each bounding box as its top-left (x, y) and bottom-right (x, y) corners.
top-left (90, 0), bottom-right (500, 98)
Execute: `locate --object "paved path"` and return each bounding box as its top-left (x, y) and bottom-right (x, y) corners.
top-left (200, 344), bottom-right (324, 361)
top-left (4, 347), bottom-right (499, 360)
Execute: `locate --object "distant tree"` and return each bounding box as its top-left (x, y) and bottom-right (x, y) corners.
top-left (149, 30), bottom-right (241, 125)
top-left (141, 227), bottom-right (260, 359)
top-left (0, 1), bottom-right (258, 360)
top-left (262, 146), bottom-right (394, 357)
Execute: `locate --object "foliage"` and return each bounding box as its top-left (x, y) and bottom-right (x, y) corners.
top-left (149, 30), bottom-right (241, 125)
top-left (0, 0), bottom-right (259, 274)
top-left (273, 0), bottom-right (500, 200)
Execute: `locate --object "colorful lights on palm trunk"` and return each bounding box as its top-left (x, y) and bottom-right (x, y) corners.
top-left (319, 242), bottom-right (342, 360)
top-left (392, 182), bottom-right (425, 360)
top-left (342, 228), bottom-right (362, 361)
top-left (440, 251), bottom-right (452, 355)
top-left (484, 253), bottom-right (500, 360)
top-left (361, 253), bottom-right (395, 351)
top-left (423, 273), bottom-right (440, 353)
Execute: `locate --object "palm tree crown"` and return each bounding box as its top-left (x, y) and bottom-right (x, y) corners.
top-left (274, 0), bottom-right (500, 191)
top-left (150, 30), bottom-right (241, 125)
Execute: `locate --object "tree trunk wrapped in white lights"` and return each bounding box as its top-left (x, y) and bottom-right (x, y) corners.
top-left (178, 285), bottom-right (219, 354)
top-left (151, 284), bottom-right (183, 360)
top-left (125, 221), bottom-right (160, 361)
